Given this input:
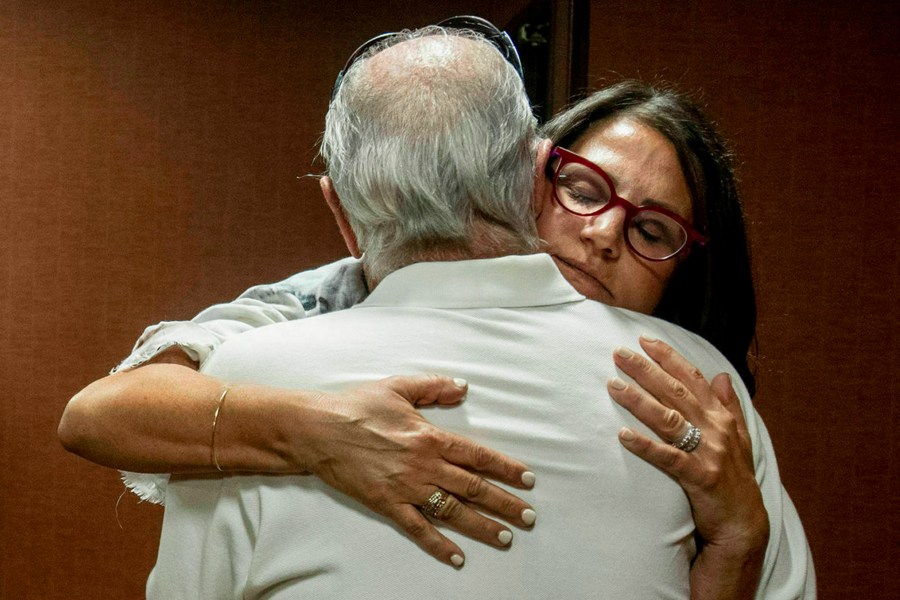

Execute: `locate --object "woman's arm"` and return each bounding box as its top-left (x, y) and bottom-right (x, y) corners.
top-left (60, 351), bottom-right (536, 567)
top-left (607, 337), bottom-right (770, 600)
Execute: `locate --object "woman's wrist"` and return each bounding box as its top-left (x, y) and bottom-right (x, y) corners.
top-left (691, 544), bottom-right (766, 600)
top-left (724, 502), bottom-right (770, 557)
top-left (211, 384), bottom-right (326, 474)
top-left (690, 515), bottom-right (769, 600)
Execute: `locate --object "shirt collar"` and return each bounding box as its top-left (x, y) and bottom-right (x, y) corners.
top-left (358, 253), bottom-right (585, 310)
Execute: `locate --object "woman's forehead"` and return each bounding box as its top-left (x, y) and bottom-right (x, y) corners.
top-left (571, 117), bottom-right (661, 160)
top-left (568, 116), bottom-right (693, 217)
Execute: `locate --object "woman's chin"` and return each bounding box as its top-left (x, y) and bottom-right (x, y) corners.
top-left (551, 256), bottom-right (614, 304)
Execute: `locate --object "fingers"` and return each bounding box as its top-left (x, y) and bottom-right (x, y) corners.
top-left (391, 504), bottom-right (467, 567)
top-left (638, 336), bottom-right (712, 401)
top-left (710, 373), bottom-right (749, 431)
top-left (710, 373), bottom-right (755, 469)
top-left (391, 481), bottom-right (530, 568)
top-left (617, 427), bottom-right (693, 481)
top-left (612, 344), bottom-right (699, 415)
top-left (608, 377), bottom-right (691, 443)
top-left (435, 431), bottom-right (536, 528)
top-left (439, 430), bottom-right (535, 491)
top-left (383, 374), bottom-right (468, 407)
top-left (428, 491), bottom-right (520, 549)
top-left (393, 485), bottom-right (525, 567)
top-left (425, 431), bottom-right (537, 543)
top-left (436, 461), bottom-right (536, 528)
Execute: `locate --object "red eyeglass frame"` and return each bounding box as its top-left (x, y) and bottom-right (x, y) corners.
top-left (548, 146), bottom-right (709, 261)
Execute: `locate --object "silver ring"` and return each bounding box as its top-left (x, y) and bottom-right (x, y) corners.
top-left (421, 489), bottom-right (450, 518)
top-left (672, 422), bottom-right (702, 453)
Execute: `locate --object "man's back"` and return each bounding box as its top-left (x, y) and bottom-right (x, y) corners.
top-left (149, 255), bottom-right (735, 599)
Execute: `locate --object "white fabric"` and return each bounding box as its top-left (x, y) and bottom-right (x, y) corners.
top-left (147, 254), bottom-right (814, 599)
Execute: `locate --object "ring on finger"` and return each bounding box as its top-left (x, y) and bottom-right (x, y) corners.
top-left (421, 488), bottom-right (450, 518)
top-left (671, 421), bottom-right (702, 453)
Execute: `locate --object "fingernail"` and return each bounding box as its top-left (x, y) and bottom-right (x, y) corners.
top-left (451, 554), bottom-right (464, 567)
top-left (640, 334), bottom-right (658, 343)
top-left (620, 427), bottom-right (636, 442)
top-left (453, 378), bottom-right (468, 388)
top-left (498, 530), bottom-right (513, 545)
top-left (614, 347), bottom-right (634, 358)
top-left (521, 471), bottom-right (536, 487)
top-left (521, 508), bottom-right (536, 526)
top-left (609, 377), bottom-right (627, 390)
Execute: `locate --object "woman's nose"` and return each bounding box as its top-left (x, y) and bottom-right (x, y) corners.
top-left (580, 207), bottom-right (627, 257)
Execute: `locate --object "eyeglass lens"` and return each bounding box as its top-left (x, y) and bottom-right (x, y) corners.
top-left (555, 163), bottom-right (688, 259)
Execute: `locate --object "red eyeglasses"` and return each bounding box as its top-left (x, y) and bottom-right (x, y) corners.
top-left (548, 147), bottom-right (708, 261)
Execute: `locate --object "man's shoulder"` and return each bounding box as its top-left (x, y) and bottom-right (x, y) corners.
top-left (575, 300), bottom-right (732, 372)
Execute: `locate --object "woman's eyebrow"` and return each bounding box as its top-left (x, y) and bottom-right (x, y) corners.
top-left (638, 197), bottom-right (687, 216)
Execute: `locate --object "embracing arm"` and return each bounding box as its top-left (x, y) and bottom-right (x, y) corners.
top-left (608, 338), bottom-right (770, 600)
top-left (60, 351), bottom-right (303, 474)
top-left (60, 349), bottom-right (536, 566)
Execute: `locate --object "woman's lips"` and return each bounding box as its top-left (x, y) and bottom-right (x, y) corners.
top-left (551, 255), bottom-right (613, 301)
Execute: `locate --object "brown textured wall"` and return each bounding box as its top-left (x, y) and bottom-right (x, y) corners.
top-left (1, 1), bottom-right (896, 598)
top-left (582, 1), bottom-right (898, 597)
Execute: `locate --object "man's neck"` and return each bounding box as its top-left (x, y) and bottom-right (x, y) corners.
top-left (363, 224), bottom-right (538, 290)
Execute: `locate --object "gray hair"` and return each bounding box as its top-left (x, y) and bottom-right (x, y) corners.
top-left (320, 26), bottom-right (540, 283)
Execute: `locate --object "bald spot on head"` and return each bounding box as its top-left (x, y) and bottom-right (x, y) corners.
top-left (350, 35), bottom-right (507, 133)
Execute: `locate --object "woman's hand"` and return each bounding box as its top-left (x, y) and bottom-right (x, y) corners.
top-left (297, 375), bottom-right (537, 568)
top-left (607, 337), bottom-right (769, 599)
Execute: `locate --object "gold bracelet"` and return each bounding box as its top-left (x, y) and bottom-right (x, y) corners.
top-left (210, 387), bottom-right (230, 472)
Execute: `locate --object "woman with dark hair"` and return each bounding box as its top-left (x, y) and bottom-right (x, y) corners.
top-left (542, 80), bottom-right (757, 395)
top-left (60, 80), bottom-right (812, 597)
top-left (532, 81), bottom-right (811, 597)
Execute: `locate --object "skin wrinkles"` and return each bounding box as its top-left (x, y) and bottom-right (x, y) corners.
top-left (536, 116), bottom-right (694, 314)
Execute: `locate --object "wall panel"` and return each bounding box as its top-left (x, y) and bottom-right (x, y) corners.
top-left (582, 1), bottom-right (897, 597)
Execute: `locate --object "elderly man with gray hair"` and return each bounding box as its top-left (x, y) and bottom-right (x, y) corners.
top-left (148, 23), bottom-right (749, 599)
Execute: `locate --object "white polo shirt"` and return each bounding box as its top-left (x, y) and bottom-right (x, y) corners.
top-left (148, 254), bottom-right (813, 599)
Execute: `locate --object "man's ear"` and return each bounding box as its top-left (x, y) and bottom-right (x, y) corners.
top-left (320, 176), bottom-right (362, 258)
top-left (532, 138), bottom-right (553, 218)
